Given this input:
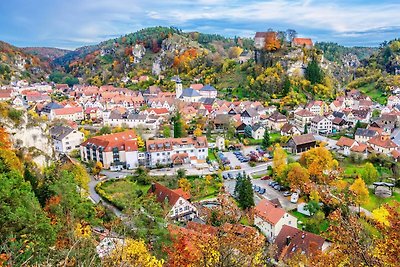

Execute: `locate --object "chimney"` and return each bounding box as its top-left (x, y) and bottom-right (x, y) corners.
top-left (286, 236), bottom-right (291, 246)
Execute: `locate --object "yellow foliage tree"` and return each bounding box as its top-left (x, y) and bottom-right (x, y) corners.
top-left (92, 161), bottom-right (103, 176)
top-left (300, 145), bottom-right (336, 184)
top-left (228, 46), bottom-right (243, 59)
top-left (103, 238), bottom-right (163, 267)
top-left (286, 162), bottom-right (310, 191)
top-left (62, 162), bottom-right (90, 191)
top-left (205, 175), bottom-right (213, 185)
top-left (79, 127), bottom-right (90, 139)
top-left (74, 221), bottom-right (91, 239)
top-left (349, 177), bottom-right (369, 210)
top-left (273, 144), bottom-right (287, 178)
top-left (372, 206), bottom-right (390, 226)
top-left (193, 127), bottom-right (202, 137)
top-left (178, 178), bottom-right (192, 193)
top-left (137, 136), bottom-right (145, 148)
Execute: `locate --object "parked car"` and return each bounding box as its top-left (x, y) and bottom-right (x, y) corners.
top-left (254, 186), bottom-right (261, 192)
top-left (269, 181), bottom-right (278, 187)
top-left (261, 175), bottom-right (271, 180)
top-left (259, 188), bottom-right (266, 194)
top-left (291, 192), bottom-right (299, 203)
top-left (279, 186), bottom-right (289, 192)
top-left (273, 184), bottom-right (281, 190)
top-left (283, 191), bottom-right (292, 197)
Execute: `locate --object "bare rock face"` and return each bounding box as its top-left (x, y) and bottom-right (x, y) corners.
top-left (132, 44), bottom-right (146, 64)
top-left (2, 112), bottom-right (54, 167)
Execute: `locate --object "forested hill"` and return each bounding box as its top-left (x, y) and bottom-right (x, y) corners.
top-left (315, 42), bottom-right (378, 63)
top-left (0, 41), bottom-right (51, 84)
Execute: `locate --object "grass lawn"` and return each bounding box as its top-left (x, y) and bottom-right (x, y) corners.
top-left (97, 178), bottom-right (151, 210)
top-left (362, 189), bottom-right (400, 211)
top-left (208, 149), bottom-right (217, 161)
top-left (358, 82), bottom-right (387, 105)
top-left (291, 211), bottom-right (330, 233)
top-left (270, 132), bottom-right (281, 143)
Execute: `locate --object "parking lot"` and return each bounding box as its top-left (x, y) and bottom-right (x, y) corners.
top-left (222, 151), bottom-right (249, 168)
top-left (223, 176), bottom-right (296, 211)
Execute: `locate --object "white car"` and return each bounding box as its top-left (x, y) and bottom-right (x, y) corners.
top-left (290, 192), bottom-right (299, 203)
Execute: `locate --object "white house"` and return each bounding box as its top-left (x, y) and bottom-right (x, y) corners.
top-left (355, 128), bottom-right (378, 144)
top-left (251, 124), bottom-right (266, 140)
top-left (294, 109), bottom-right (315, 128)
top-left (199, 85), bottom-right (218, 98)
top-left (266, 111), bottom-right (287, 131)
top-left (146, 136), bottom-right (208, 167)
top-left (50, 125), bottom-right (84, 154)
top-left (148, 182), bottom-right (198, 222)
top-left (305, 100), bottom-right (329, 116)
top-left (80, 130), bottom-right (140, 169)
top-left (254, 199), bottom-right (297, 242)
top-left (336, 136), bottom-right (359, 156)
top-left (49, 106), bottom-right (84, 121)
top-left (178, 88), bottom-right (202, 103)
top-left (310, 115), bottom-right (332, 135)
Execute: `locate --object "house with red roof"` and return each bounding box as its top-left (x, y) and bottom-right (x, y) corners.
top-left (80, 130), bottom-right (140, 169)
top-left (254, 199), bottom-right (297, 242)
top-left (274, 225), bottom-right (330, 262)
top-left (305, 100), bottom-right (329, 116)
top-left (49, 106), bottom-right (84, 121)
top-left (148, 182), bottom-right (197, 221)
top-left (292, 38), bottom-right (313, 48)
top-left (368, 132), bottom-right (398, 154)
top-left (336, 136), bottom-right (359, 156)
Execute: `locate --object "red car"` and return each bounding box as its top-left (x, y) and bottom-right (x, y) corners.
top-left (261, 175), bottom-right (271, 180)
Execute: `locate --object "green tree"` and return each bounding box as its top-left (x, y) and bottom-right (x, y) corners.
top-left (133, 166), bottom-right (150, 185)
top-left (362, 162), bottom-right (379, 184)
top-left (163, 125), bottom-right (171, 138)
top-left (262, 128), bottom-right (271, 148)
top-left (173, 112), bottom-right (184, 138)
top-left (177, 168), bottom-right (186, 180)
top-left (304, 124), bottom-right (308, 134)
top-left (305, 59), bottom-right (324, 84)
top-left (353, 120), bottom-right (362, 138)
top-left (234, 172), bottom-right (254, 209)
top-left (99, 125), bottom-right (111, 135)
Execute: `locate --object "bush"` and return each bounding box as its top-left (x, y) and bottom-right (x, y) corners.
top-left (8, 108), bottom-right (23, 123)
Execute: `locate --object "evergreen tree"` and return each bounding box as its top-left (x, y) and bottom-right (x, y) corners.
top-left (262, 128), bottom-right (271, 148)
top-left (353, 120), bottom-right (362, 138)
top-left (234, 172), bottom-right (254, 209)
top-left (173, 112), bottom-right (183, 138)
top-left (305, 59), bottom-right (324, 84)
top-left (304, 124), bottom-right (308, 134)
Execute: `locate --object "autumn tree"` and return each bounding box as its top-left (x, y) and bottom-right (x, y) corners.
top-left (0, 126), bottom-right (11, 149)
top-left (163, 125), bottom-right (171, 138)
top-left (362, 162), bottom-right (378, 184)
top-left (193, 126), bottom-right (202, 137)
top-left (285, 162), bottom-right (310, 191)
top-left (137, 135), bottom-right (145, 149)
top-left (228, 46), bottom-right (244, 59)
top-left (349, 177), bottom-right (370, 213)
top-left (178, 178), bottom-right (191, 193)
top-left (103, 238), bottom-right (163, 267)
top-left (300, 145), bottom-right (337, 184)
top-left (273, 144), bottom-right (287, 178)
top-left (61, 162), bottom-right (90, 191)
top-left (92, 161), bottom-right (103, 176)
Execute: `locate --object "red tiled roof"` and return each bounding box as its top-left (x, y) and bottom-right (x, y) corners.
top-left (368, 135), bottom-right (398, 149)
top-left (53, 106), bottom-right (83, 115)
top-left (295, 109), bottom-right (314, 117)
top-left (351, 143), bottom-right (368, 153)
top-left (254, 199), bottom-right (286, 225)
top-left (147, 108), bottom-right (169, 115)
top-left (190, 84), bottom-right (204, 91)
top-left (172, 188), bottom-right (191, 200)
top-left (81, 130), bottom-right (137, 152)
top-left (275, 225), bottom-right (325, 261)
top-left (148, 182), bottom-right (189, 206)
top-left (336, 136), bottom-right (356, 147)
top-left (293, 38), bottom-right (313, 46)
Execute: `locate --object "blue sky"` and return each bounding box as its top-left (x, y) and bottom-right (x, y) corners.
top-left (0, 0), bottom-right (399, 49)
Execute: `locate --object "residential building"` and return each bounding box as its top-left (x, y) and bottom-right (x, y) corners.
top-left (305, 100), bottom-right (329, 116)
top-left (148, 182), bottom-right (197, 222)
top-left (245, 123), bottom-right (265, 140)
top-left (178, 88), bottom-right (202, 103)
top-left (287, 134), bottom-right (316, 154)
top-left (254, 199), bottom-right (297, 242)
top-left (292, 38), bottom-right (313, 48)
top-left (240, 108), bottom-right (260, 125)
top-left (266, 111), bottom-right (287, 131)
top-left (146, 136), bottom-right (208, 167)
top-left (280, 123), bottom-right (301, 136)
top-left (294, 109), bottom-right (315, 128)
top-left (310, 115), bottom-right (332, 135)
top-left (368, 133), bottom-right (398, 154)
top-left (274, 225), bottom-right (330, 262)
top-left (336, 136), bottom-right (358, 156)
top-left (50, 125), bottom-right (84, 154)
top-left (355, 128), bottom-right (378, 144)
top-left (199, 85), bottom-right (218, 98)
top-left (80, 130), bottom-right (140, 169)
top-left (49, 106), bottom-right (84, 121)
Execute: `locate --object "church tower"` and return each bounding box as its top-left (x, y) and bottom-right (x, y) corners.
top-left (175, 76), bottom-right (182, 99)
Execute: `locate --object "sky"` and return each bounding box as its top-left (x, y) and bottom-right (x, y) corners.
top-left (0, 0), bottom-right (399, 50)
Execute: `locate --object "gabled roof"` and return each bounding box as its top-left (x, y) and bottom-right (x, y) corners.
top-left (268, 111), bottom-right (287, 122)
top-left (200, 84), bottom-right (217, 92)
top-left (336, 136), bottom-right (357, 147)
top-left (292, 38), bottom-right (313, 46)
top-left (81, 130), bottom-right (137, 152)
top-left (254, 199), bottom-right (286, 225)
top-left (181, 88), bottom-right (201, 97)
top-left (148, 182), bottom-right (190, 207)
top-left (355, 128), bottom-right (377, 138)
top-left (295, 109), bottom-right (314, 117)
top-left (291, 133), bottom-right (316, 145)
top-left (368, 135), bottom-right (398, 149)
top-left (53, 106), bottom-right (83, 115)
top-left (281, 123), bottom-right (297, 133)
top-left (50, 125), bottom-right (76, 141)
top-left (275, 225), bottom-right (325, 261)
top-left (311, 115), bottom-right (327, 123)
